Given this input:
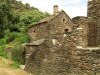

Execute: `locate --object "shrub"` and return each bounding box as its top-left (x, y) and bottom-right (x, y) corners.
top-left (11, 45), bottom-right (25, 64)
top-left (17, 33), bottom-right (30, 44)
top-left (5, 32), bottom-right (18, 43)
top-left (0, 32), bottom-right (30, 63)
top-left (0, 38), bottom-right (8, 45)
top-left (0, 45), bottom-right (8, 58)
top-left (0, 32), bottom-right (18, 45)
top-left (9, 63), bottom-right (20, 69)
top-left (0, 32), bottom-right (30, 45)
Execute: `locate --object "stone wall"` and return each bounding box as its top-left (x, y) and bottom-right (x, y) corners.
top-left (88, 0), bottom-right (100, 46)
top-left (28, 11), bottom-right (73, 42)
top-left (74, 48), bottom-right (100, 75)
top-left (72, 16), bottom-right (88, 47)
top-left (88, 0), bottom-right (100, 19)
top-left (25, 33), bottom-right (76, 75)
top-left (28, 22), bottom-right (49, 42)
top-left (49, 11), bottom-right (73, 35)
top-left (25, 33), bottom-right (100, 75)
top-left (25, 2), bottom-right (100, 74)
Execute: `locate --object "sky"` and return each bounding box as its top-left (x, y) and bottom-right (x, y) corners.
top-left (18, 0), bottom-right (88, 18)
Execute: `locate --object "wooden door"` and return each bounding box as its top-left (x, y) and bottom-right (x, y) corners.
top-left (88, 22), bottom-right (97, 47)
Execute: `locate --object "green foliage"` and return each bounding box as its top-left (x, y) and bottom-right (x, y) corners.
top-left (0, 50), bottom-right (8, 58)
top-left (0, 0), bottom-right (12, 38)
top-left (12, 10), bottom-right (20, 25)
top-left (0, 38), bottom-right (8, 45)
top-left (19, 9), bottom-right (49, 29)
top-left (5, 32), bottom-right (17, 43)
top-left (9, 62), bottom-right (20, 69)
top-left (0, 45), bottom-right (8, 58)
top-left (24, 3), bottom-right (30, 9)
top-left (11, 45), bottom-right (25, 64)
top-left (0, 0), bottom-right (50, 64)
top-left (0, 31), bottom-right (17, 45)
top-left (0, 32), bottom-right (30, 63)
top-left (0, 0), bottom-right (50, 38)
top-left (0, 32), bottom-right (30, 45)
top-left (6, 33), bottom-right (30, 64)
top-left (16, 33), bottom-right (30, 44)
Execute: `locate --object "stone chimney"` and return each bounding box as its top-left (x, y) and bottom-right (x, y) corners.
top-left (53, 5), bottom-right (59, 14)
top-left (88, 0), bottom-right (93, 2)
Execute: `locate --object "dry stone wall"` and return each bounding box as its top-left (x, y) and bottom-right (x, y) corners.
top-left (49, 11), bottom-right (73, 35)
top-left (88, 0), bottom-right (100, 46)
top-left (28, 11), bottom-right (73, 42)
top-left (28, 22), bottom-right (49, 42)
top-left (25, 33), bottom-right (100, 75)
top-left (72, 16), bottom-right (88, 47)
top-left (75, 48), bottom-right (100, 75)
top-left (25, 1), bottom-right (100, 74)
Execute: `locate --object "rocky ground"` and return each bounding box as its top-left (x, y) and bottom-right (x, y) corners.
top-left (0, 56), bottom-right (33, 75)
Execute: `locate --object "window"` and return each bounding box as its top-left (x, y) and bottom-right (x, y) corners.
top-left (33, 30), bottom-right (35, 33)
top-left (63, 19), bottom-right (65, 22)
top-left (64, 29), bottom-right (69, 34)
top-left (88, 0), bottom-right (93, 2)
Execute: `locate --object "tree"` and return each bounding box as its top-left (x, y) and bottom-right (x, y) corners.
top-left (25, 3), bottom-right (30, 9)
top-left (0, 0), bottom-right (13, 38)
top-left (0, 0), bottom-right (50, 38)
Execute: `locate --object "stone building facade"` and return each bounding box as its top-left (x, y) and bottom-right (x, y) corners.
top-left (28, 9), bottom-right (73, 42)
top-left (72, 16), bottom-right (88, 47)
top-left (25, 6), bottom-right (76, 75)
top-left (25, 2), bottom-right (100, 75)
top-left (88, 0), bottom-right (100, 46)
top-left (25, 34), bottom-right (77, 75)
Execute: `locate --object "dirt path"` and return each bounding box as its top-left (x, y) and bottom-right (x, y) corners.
top-left (0, 68), bottom-right (33, 75)
top-left (0, 57), bottom-right (33, 75)
top-left (0, 68), bottom-right (18, 75)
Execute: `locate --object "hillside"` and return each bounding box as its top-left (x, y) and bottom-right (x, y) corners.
top-left (0, 0), bottom-right (50, 38)
top-left (0, 0), bottom-right (50, 74)
top-left (10, 0), bottom-right (37, 11)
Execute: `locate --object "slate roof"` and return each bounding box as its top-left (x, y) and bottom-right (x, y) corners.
top-left (38, 10), bottom-right (65, 24)
top-left (38, 15), bottom-right (55, 23)
top-left (29, 10), bottom-right (71, 28)
top-left (72, 16), bottom-right (87, 20)
top-left (26, 38), bottom-right (45, 46)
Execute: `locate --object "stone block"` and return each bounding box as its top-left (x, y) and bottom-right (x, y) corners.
top-left (82, 73), bottom-right (88, 75)
top-left (96, 73), bottom-right (100, 75)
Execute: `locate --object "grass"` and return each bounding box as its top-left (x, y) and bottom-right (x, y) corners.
top-left (0, 45), bottom-right (8, 58)
top-left (0, 32), bottom-right (33, 75)
top-left (0, 32), bottom-right (30, 45)
top-left (11, 45), bottom-right (25, 64)
top-left (9, 63), bottom-right (20, 69)
top-left (0, 56), bottom-right (33, 75)
top-left (0, 50), bottom-right (8, 58)
top-left (0, 32), bottom-right (30, 64)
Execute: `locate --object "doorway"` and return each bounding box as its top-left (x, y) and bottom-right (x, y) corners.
top-left (88, 22), bottom-right (97, 47)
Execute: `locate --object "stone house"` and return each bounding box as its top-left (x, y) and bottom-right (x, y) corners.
top-left (25, 1), bottom-right (100, 75)
top-left (28, 5), bottom-right (73, 42)
top-left (25, 5), bottom-right (88, 75)
top-left (25, 5), bottom-right (76, 75)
